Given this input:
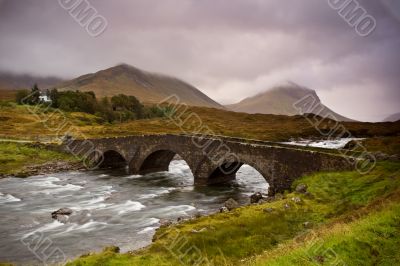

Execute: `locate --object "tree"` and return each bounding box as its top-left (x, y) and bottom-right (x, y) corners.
top-left (111, 94), bottom-right (144, 119)
top-left (129, 95), bottom-right (144, 118)
top-left (15, 90), bottom-right (30, 105)
top-left (49, 88), bottom-right (59, 108)
top-left (29, 84), bottom-right (40, 105)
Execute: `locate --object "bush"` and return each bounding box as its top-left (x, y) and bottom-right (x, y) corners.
top-left (46, 89), bottom-right (169, 123)
top-left (15, 84), bottom-right (40, 105)
top-left (15, 90), bottom-right (30, 104)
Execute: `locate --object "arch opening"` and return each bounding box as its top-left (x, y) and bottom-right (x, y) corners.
top-left (235, 164), bottom-right (270, 195)
top-left (139, 150), bottom-right (177, 175)
top-left (208, 162), bottom-right (270, 194)
top-left (99, 150), bottom-right (127, 169)
top-left (208, 162), bottom-right (243, 185)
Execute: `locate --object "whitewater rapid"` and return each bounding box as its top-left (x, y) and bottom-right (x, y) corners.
top-left (0, 160), bottom-right (268, 264)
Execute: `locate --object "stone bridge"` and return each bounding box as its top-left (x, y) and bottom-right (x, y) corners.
top-left (65, 134), bottom-right (353, 195)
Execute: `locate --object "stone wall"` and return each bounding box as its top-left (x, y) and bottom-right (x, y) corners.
top-left (65, 134), bottom-right (353, 195)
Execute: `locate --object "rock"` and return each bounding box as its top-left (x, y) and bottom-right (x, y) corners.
top-left (374, 152), bottom-right (389, 161)
top-left (250, 192), bottom-right (263, 204)
top-left (51, 208), bottom-right (73, 223)
top-left (219, 207), bottom-right (229, 213)
top-left (193, 212), bottom-right (202, 219)
top-left (263, 207), bottom-right (274, 213)
top-left (103, 246), bottom-right (120, 253)
top-left (14, 161), bottom-right (85, 178)
top-left (224, 198), bottom-right (239, 211)
top-left (295, 184), bottom-right (308, 194)
top-left (291, 197), bottom-right (302, 204)
top-left (303, 221), bottom-right (311, 228)
top-left (258, 199), bottom-right (268, 204)
top-left (343, 140), bottom-right (358, 150)
top-left (15, 172), bottom-right (31, 178)
top-left (284, 203), bottom-right (291, 209)
top-left (389, 154), bottom-right (400, 162)
top-left (51, 208), bottom-right (73, 219)
top-left (160, 220), bottom-right (173, 227)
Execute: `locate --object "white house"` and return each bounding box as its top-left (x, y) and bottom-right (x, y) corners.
top-left (39, 95), bottom-right (51, 102)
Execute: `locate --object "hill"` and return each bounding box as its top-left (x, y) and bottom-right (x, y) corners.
top-left (383, 112), bottom-right (400, 122)
top-left (1, 102), bottom-right (398, 143)
top-left (0, 71), bottom-right (64, 90)
top-left (226, 82), bottom-right (354, 121)
top-left (55, 64), bottom-right (223, 108)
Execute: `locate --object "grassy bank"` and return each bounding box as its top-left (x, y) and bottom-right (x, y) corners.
top-left (67, 161), bottom-right (400, 266)
top-left (0, 142), bottom-right (78, 176)
top-left (251, 202), bottom-right (400, 265)
top-left (0, 101), bottom-right (399, 142)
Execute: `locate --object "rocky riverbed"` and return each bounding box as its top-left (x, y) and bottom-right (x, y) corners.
top-left (0, 160), bottom-right (85, 179)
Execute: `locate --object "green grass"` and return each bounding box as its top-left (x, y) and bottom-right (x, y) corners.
top-left (252, 202), bottom-right (400, 266)
top-left (66, 161), bottom-right (400, 266)
top-left (0, 142), bottom-right (77, 176)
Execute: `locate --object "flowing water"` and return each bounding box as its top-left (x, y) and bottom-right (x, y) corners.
top-left (0, 160), bottom-right (269, 265)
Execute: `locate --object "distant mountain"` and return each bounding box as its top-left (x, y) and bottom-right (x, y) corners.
top-left (383, 112), bottom-right (400, 122)
top-left (55, 64), bottom-right (223, 108)
top-left (0, 71), bottom-right (64, 90)
top-left (226, 82), bottom-right (355, 122)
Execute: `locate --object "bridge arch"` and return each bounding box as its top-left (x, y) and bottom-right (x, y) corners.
top-left (205, 159), bottom-right (275, 194)
top-left (138, 149), bottom-right (177, 174)
top-left (99, 150), bottom-right (128, 169)
top-left (129, 146), bottom-right (196, 177)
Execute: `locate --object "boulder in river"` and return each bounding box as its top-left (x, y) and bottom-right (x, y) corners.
top-left (343, 140), bottom-right (358, 149)
top-left (224, 198), bottom-right (239, 211)
top-left (51, 208), bottom-right (73, 223)
top-left (250, 192), bottom-right (263, 204)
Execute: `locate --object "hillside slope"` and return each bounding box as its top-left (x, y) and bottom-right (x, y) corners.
top-left (55, 64), bottom-right (223, 108)
top-left (226, 83), bottom-right (354, 121)
top-left (383, 112), bottom-right (400, 122)
top-left (0, 71), bottom-right (64, 90)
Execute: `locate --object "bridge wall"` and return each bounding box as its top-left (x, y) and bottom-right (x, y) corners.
top-left (64, 135), bottom-right (353, 195)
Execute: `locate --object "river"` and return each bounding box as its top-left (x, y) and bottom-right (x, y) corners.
top-left (0, 160), bottom-right (268, 265)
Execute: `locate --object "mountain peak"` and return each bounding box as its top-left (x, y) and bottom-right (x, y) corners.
top-left (55, 64), bottom-right (223, 108)
top-left (263, 82), bottom-right (321, 102)
top-left (112, 63), bottom-right (141, 71)
top-left (226, 83), bottom-right (353, 121)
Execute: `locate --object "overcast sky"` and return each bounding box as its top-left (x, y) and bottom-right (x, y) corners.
top-left (0, 0), bottom-right (399, 121)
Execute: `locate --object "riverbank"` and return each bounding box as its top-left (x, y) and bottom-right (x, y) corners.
top-left (65, 160), bottom-right (400, 266)
top-left (0, 142), bottom-right (82, 178)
